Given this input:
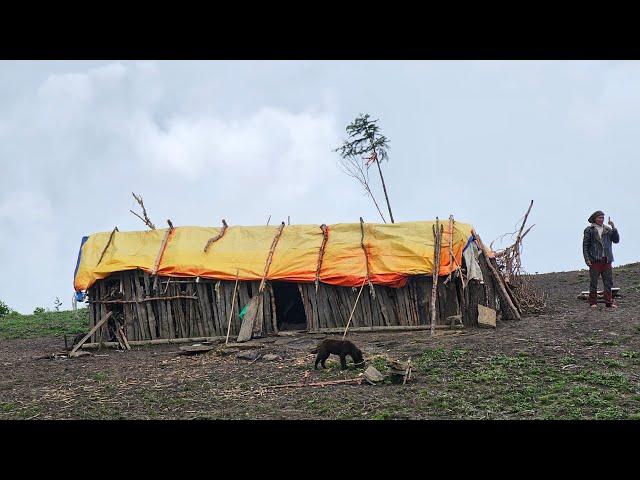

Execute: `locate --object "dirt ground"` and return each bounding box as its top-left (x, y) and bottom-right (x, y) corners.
top-left (2, 263), bottom-right (639, 420)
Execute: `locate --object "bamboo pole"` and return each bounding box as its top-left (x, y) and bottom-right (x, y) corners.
top-left (342, 277), bottom-right (367, 340)
top-left (225, 270), bottom-right (240, 345)
top-left (430, 218), bottom-right (442, 336)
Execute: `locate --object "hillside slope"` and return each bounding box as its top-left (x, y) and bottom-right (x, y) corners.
top-left (0, 264), bottom-right (638, 419)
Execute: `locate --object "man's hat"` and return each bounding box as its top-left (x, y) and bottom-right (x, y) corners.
top-left (588, 210), bottom-right (605, 223)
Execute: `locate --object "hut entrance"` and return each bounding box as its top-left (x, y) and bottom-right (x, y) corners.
top-left (272, 282), bottom-right (307, 331)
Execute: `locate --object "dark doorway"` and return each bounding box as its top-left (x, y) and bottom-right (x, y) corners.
top-left (272, 282), bottom-right (307, 331)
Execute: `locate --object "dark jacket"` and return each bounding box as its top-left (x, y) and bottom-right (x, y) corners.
top-left (583, 224), bottom-right (620, 263)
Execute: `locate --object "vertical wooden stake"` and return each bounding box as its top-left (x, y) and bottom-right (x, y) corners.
top-left (342, 277), bottom-right (367, 340)
top-left (430, 218), bottom-right (442, 336)
top-left (225, 270), bottom-right (240, 345)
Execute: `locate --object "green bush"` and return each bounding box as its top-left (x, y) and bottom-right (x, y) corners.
top-left (0, 300), bottom-right (11, 317)
top-left (33, 307), bottom-right (45, 315)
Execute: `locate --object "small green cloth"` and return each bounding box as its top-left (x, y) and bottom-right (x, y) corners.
top-left (239, 304), bottom-right (249, 320)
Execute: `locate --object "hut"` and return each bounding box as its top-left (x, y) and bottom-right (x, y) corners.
top-left (73, 218), bottom-right (520, 346)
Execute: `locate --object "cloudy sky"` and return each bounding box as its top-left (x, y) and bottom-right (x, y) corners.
top-left (1, 60), bottom-right (637, 313)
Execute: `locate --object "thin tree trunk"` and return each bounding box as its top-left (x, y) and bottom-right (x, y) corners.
top-left (364, 182), bottom-right (387, 223)
top-left (369, 139), bottom-right (394, 223)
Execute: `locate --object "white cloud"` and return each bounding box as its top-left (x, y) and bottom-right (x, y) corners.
top-left (1, 60), bottom-right (638, 313)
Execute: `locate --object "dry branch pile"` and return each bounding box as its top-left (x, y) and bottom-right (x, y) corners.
top-left (491, 200), bottom-right (547, 314)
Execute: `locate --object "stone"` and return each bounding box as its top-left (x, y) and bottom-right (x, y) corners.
top-left (363, 365), bottom-right (385, 383)
top-left (237, 350), bottom-right (261, 361)
top-left (262, 354), bottom-right (280, 361)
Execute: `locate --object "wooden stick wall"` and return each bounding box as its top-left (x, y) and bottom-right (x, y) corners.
top-left (88, 262), bottom-right (502, 343)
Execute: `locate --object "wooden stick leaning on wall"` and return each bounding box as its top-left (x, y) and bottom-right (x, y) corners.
top-left (70, 311), bottom-right (113, 356)
top-left (225, 270), bottom-right (240, 345)
top-left (96, 227), bottom-right (119, 266)
top-left (203, 219), bottom-right (228, 253)
top-left (342, 277), bottom-right (367, 340)
top-left (472, 229), bottom-right (521, 320)
top-left (315, 224), bottom-right (329, 292)
top-left (430, 218), bottom-right (442, 336)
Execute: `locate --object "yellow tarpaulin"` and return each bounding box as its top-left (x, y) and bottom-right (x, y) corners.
top-left (74, 220), bottom-right (475, 291)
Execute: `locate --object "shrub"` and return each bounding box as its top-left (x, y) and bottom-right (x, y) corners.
top-left (33, 307), bottom-right (46, 315)
top-left (0, 300), bottom-right (10, 317)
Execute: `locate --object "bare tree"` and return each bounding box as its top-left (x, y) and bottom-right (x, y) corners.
top-left (335, 114), bottom-right (395, 223)
top-left (336, 151), bottom-right (388, 223)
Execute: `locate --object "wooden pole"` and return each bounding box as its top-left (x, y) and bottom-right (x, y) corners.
top-left (225, 270), bottom-right (240, 345)
top-left (430, 218), bottom-right (442, 336)
top-left (472, 229), bottom-right (521, 320)
top-left (152, 223), bottom-right (174, 291)
top-left (96, 227), bottom-right (119, 266)
top-left (259, 222), bottom-right (285, 293)
top-left (315, 224), bottom-right (329, 292)
top-left (204, 219), bottom-right (228, 253)
top-left (70, 311), bottom-right (112, 356)
top-left (320, 324), bottom-right (463, 334)
top-left (359, 217), bottom-right (375, 298)
top-left (82, 335), bottom-right (229, 350)
top-left (342, 277), bottom-right (367, 340)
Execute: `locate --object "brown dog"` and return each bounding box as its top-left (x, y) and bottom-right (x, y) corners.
top-left (310, 338), bottom-right (365, 370)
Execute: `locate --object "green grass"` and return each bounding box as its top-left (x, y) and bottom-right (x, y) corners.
top-left (0, 308), bottom-right (90, 340)
top-left (415, 347), bottom-right (637, 419)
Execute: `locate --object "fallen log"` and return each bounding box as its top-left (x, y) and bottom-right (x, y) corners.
top-left (81, 336), bottom-right (229, 350)
top-left (266, 377), bottom-right (363, 389)
top-left (315, 325), bottom-right (463, 334)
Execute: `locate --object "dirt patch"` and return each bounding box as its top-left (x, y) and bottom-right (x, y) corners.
top-left (2, 263), bottom-right (640, 419)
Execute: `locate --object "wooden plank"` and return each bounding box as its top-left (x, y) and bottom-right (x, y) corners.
top-left (198, 283), bottom-right (214, 336)
top-left (375, 286), bottom-right (392, 327)
top-left (236, 295), bottom-right (262, 342)
top-left (477, 305), bottom-right (497, 328)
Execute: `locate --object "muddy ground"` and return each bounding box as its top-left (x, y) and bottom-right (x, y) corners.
top-left (1, 263), bottom-right (639, 419)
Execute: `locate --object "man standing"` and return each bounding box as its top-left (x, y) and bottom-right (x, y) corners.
top-left (583, 210), bottom-right (620, 308)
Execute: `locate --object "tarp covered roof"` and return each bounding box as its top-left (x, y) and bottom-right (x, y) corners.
top-left (73, 220), bottom-right (475, 291)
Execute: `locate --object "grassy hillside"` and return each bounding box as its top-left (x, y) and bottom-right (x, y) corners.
top-left (0, 308), bottom-right (90, 340)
